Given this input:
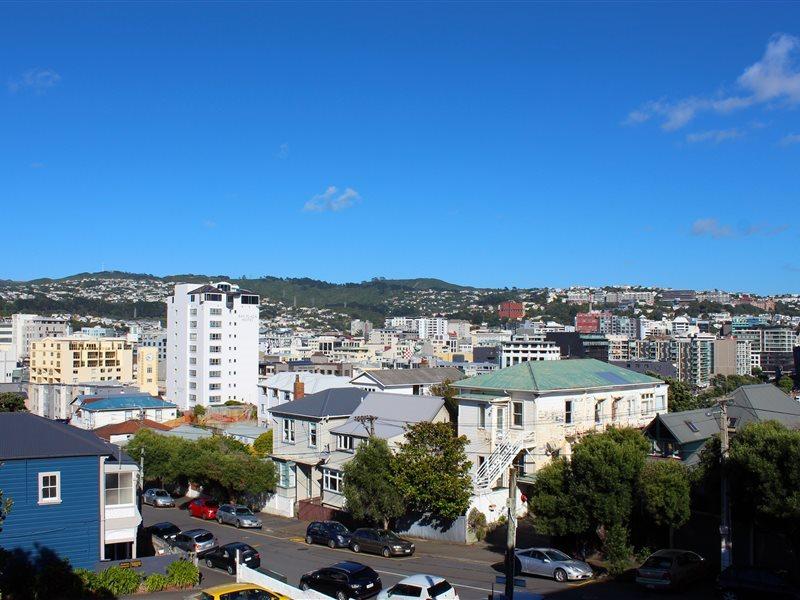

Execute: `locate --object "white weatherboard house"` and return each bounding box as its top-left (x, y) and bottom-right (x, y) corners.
top-left (257, 371), bottom-right (353, 426)
top-left (70, 394), bottom-right (178, 430)
top-left (349, 366), bottom-right (464, 395)
top-left (453, 358), bottom-right (668, 523)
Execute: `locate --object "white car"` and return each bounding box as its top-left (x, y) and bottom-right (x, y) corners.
top-left (377, 574), bottom-right (459, 600)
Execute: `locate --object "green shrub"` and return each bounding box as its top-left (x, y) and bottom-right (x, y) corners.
top-left (93, 565), bottom-right (141, 596)
top-left (603, 524), bottom-right (633, 576)
top-left (467, 507), bottom-right (488, 541)
top-left (635, 545), bottom-right (652, 563)
top-left (166, 559), bottom-right (200, 588)
top-left (73, 568), bottom-right (97, 590)
top-left (143, 572), bottom-right (170, 593)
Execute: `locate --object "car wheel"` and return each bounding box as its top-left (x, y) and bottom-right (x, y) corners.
top-left (305, 535), bottom-right (313, 544)
top-left (382, 546), bottom-right (391, 558)
top-left (205, 559), bottom-right (213, 568)
top-left (336, 592), bottom-right (347, 600)
top-left (217, 516), bottom-right (223, 524)
top-left (554, 568), bottom-right (567, 583)
top-left (301, 583), bottom-right (310, 591)
top-left (328, 539), bottom-right (336, 549)
top-left (236, 520), bottom-right (241, 529)
top-left (226, 565), bottom-right (234, 575)
top-left (351, 542), bottom-right (360, 553)
top-left (721, 592), bottom-right (738, 600)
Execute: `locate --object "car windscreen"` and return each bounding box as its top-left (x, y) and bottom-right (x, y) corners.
top-left (155, 525), bottom-right (179, 536)
top-left (328, 522), bottom-right (349, 534)
top-left (379, 531), bottom-right (401, 541)
top-left (428, 581), bottom-right (454, 597)
top-left (235, 508), bottom-right (253, 515)
top-left (351, 566), bottom-right (377, 581)
top-left (194, 532), bottom-right (214, 543)
top-left (545, 550), bottom-right (571, 562)
top-left (155, 490), bottom-right (170, 496)
top-left (643, 556), bottom-right (673, 569)
top-left (205, 501), bottom-right (219, 507)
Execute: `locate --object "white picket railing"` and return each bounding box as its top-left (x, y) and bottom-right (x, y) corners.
top-left (474, 431), bottom-right (525, 491)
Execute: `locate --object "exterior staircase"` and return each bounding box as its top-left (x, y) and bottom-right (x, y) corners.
top-left (474, 432), bottom-right (525, 491)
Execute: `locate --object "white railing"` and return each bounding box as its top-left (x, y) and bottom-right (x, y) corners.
top-left (474, 432), bottom-right (525, 491)
top-left (237, 563), bottom-right (328, 599)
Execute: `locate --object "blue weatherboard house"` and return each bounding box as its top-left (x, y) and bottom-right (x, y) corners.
top-left (0, 412), bottom-right (142, 568)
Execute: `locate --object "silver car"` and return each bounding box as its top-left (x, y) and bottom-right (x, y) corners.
top-left (172, 528), bottom-right (218, 554)
top-left (216, 504), bottom-right (263, 528)
top-left (515, 547), bottom-right (593, 582)
top-left (143, 488), bottom-right (175, 507)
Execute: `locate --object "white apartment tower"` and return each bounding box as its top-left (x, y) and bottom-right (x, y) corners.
top-left (166, 282), bottom-right (260, 410)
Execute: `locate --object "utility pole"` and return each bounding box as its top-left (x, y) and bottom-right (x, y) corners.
top-left (718, 398), bottom-right (732, 570)
top-left (354, 415), bottom-right (377, 437)
top-left (504, 464), bottom-right (518, 599)
top-left (139, 447), bottom-right (145, 491)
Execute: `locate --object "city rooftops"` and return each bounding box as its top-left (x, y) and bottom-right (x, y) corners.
top-left (454, 358), bottom-right (663, 394)
top-left (270, 387), bottom-right (368, 419)
top-left (353, 366), bottom-right (465, 387)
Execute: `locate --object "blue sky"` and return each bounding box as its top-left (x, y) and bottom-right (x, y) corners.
top-left (2, 2), bottom-right (799, 293)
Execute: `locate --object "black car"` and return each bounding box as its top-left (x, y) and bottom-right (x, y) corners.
top-left (350, 529), bottom-right (415, 558)
top-left (306, 521), bottom-right (352, 549)
top-left (147, 521), bottom-right (180, 542)
top-left (300, 561), bottom-right (382, 600)
top-left (203, 542), bottom-right (261, 575)
top-left (718, 566), bottom-right (800, 599)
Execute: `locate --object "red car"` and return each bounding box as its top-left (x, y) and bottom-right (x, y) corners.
top-left (188, 498), bottom-right (219, 520)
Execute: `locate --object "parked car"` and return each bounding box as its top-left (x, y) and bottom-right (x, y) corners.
top-left (514, 547), bottom-right (593, 582)
top-left (636, 549), bottom-right (706, 590)
top-left (217, 504), bottom-right (263, 528)
top-left (377, 574), bottom-right (459, 599)
top-left (143, 488), bottom-right (175, 507)
top-left (203, 542), bottom-right (261, 575)
top-left (306, 521), bottom-right (352, 549)
top-left (147, 521), bottom-right (181, 543)
top-left (349, 529), bottom-right (414, 558)
top-left (717, 566), bottom-right (800, 600)
top-left (172, 528), bottom-right (218, 554)
top-left (300, 561), bottom-right (382, 600)
top-left (198, 583), bottom-right (290, 600)
top-left (189, 498), bottom-right (220, 520)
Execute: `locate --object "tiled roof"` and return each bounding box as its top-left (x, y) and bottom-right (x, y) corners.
top-left (454, 358), bottom-right (663, 393)
top-left (91, 419), bottom-right (171, 441)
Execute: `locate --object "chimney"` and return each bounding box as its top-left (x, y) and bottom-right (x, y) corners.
top-left (293, 374), bottom-right (305, 400)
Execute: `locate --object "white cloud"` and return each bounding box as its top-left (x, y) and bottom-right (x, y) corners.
top-left (779, 133), bottom-right (800, 146)
top-left (8, 68), bottom-right (61, 94)
top-left (692, 218), bottom-right (789, 239)
top-left (627, 34), bottom-right (800, 131)
top-left (29, 162), bottom-right (45, 169)
top-left (685, 128), bottom-right (743, 144)
top-left (202, 219), bottom-right (217, 229)
top-left (276, 143), bottom-right (289, 159)
top-left (303, 186), bottom-right (361, 212)
top-left (692, 218), bottom-right (733, 239)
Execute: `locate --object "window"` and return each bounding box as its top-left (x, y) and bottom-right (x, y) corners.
top-left (209, 383), bottom-right (221, 390)
top-left (282, 418), bottom-right (295, 443)
top-left (512, 401), bottom-right (523, 427)
top-left (309, 423), bottom-right (317, 448)
top-left (189, 345), bottom-right (197, 352)
top-left (209, 395), bottom-right (221, 402)
top-left (496, 406), bottom-right (505, 430)
top-left (323, 469), bottom-right (343, 493)
top-left (209, 346), bottom-right (221, 353)
top-left (189, 357), bottom-right (196, 365)
top-left (337, 434), bottom-right (354, 451)
top-left (189, 382), bottom-right (196, 389)
top-left (190, 309), bottom-right (197, 316)
top-left (38, 472), bottom-right (61, 504)
top-left (595, 401), bottom-right (603, 425)
top-left (241, 295), bottom-right (259, 305)
top-left (209, 321), bottom-right (222, 328)
top-left (277, 462), bottom-right (296, 488)
top-left (124, 410), bottom-right (133, 420)
top-left (210, 308), bottom-right (222, 316)
top-left (155, 409), bottom-right (162, 421)
top-left (209, 358), bottom-right (221, 365)
top-left (479, 404), bottom-right (487, 428)
top-left (685, 420), bottom-right (700, 433)
top-left (205, 293), bottom-right (222, 302)
top-left (105, 472), bottom-right (134, 505)
top-left (189, 370), bottom-right (197, 377)
top-left (190, 321), bottom-right (197, 328)
top-left (189, 333), bottom-right (197, 341)
top-left (209, 371), bottom-right (221, 378)
top-left (209, 333), bottom-right (221, 340)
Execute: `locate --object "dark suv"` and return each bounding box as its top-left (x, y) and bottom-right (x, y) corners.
top-left (306, 521), bottom-right (352, 549)
top-left (300, 561), bottom-right (381, 600)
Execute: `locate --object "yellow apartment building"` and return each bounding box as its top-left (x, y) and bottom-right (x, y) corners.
top-left (29, 336), bottom-right (134, 385)
top-left (136, 345), bottom-right (159, 396)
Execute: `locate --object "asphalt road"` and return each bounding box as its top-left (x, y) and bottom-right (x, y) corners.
top-left (137, 504), bottom-right (717, 600)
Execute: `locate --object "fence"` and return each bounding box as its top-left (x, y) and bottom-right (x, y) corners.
top-left (237, 563), bottom-right (329, 599)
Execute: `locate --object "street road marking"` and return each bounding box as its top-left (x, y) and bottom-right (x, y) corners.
top-left (289, 536), bottom-right (306, 543)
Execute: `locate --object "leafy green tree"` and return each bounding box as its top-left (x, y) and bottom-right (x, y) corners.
top-left (252, 431), bottom-right (274, 457)
top-left (393, 422), bottom-right (472, 521)
top-left (430, 380), bottom-right (458, 423)
top-left (777, 375), bottom-right (794, 394)
top-left (127, 429), bottom-right (187, 487)
top-left (0, 393), bottom-right (26, 412)
top-left (665, 378), bottom-right (706, 413)
top-left (527, 458), bottom-right (586, 536)
top-left (570, 428), bottom-right (649, 530)
top-left (192, 405), bottom-right (206, 419)
top-left (343, 437), bottom-right (404, 529)
top-left (637, 460), bottom-right (690, 546)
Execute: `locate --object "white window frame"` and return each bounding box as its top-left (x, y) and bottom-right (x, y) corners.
top-left (38, 471), bottom-right (61, 505)
top-left (104, 471), bottom-right (135, 506)
top-left (308, 423), bottom-right (317, 448)
top-left (512, 401), bottom-right (523, 428)
top-left (337, 434), bottom-right (354, 452)
top-left (323, 469), bottom-right (343, 493)
top-left (282, 418), bottom-right (295, 443)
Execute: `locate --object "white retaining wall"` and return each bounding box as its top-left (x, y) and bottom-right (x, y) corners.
top-left (238, 563), bottom-right (328, 599)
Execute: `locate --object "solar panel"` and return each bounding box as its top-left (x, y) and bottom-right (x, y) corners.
top-left (598, 371), bottom-right (628, 385)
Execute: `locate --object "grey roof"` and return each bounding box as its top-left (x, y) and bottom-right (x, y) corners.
top-left (223, 422), bottom-right (270, 438)
top-left (0, 412), bottom-right (122, 460)
top-left (269, 388), bottom-right (367, 419)
top-left (650, 408), bottom-right (721, 446)
top-left (329, 392), bottom-right (445, 440)
top-left (357, 367), bottom-right (465, 387)
top-left (154, 424), bottom-right (213, 441)
top-left (727, 384), bottom-right (800, 428)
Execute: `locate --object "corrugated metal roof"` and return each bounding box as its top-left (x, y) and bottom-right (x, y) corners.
top-left (727, 384), bottom-right (800, 427)
top-left (0, 412), bottom-right (120, 460)
top-left (454, 358), bottom-right (662, 393)
top-left (329, 391), bottom-right (445, 440)
top-left (358, 367), bottom-right (464, 387)
top-left (75, 395), bottom-right (177, 412)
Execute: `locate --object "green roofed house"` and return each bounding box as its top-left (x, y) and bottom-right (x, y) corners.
top-left (453, 358), bottom-right (668, 523)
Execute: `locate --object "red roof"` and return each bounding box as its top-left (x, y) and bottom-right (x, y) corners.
top-left (92, 419), bottom-right (171, 441)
